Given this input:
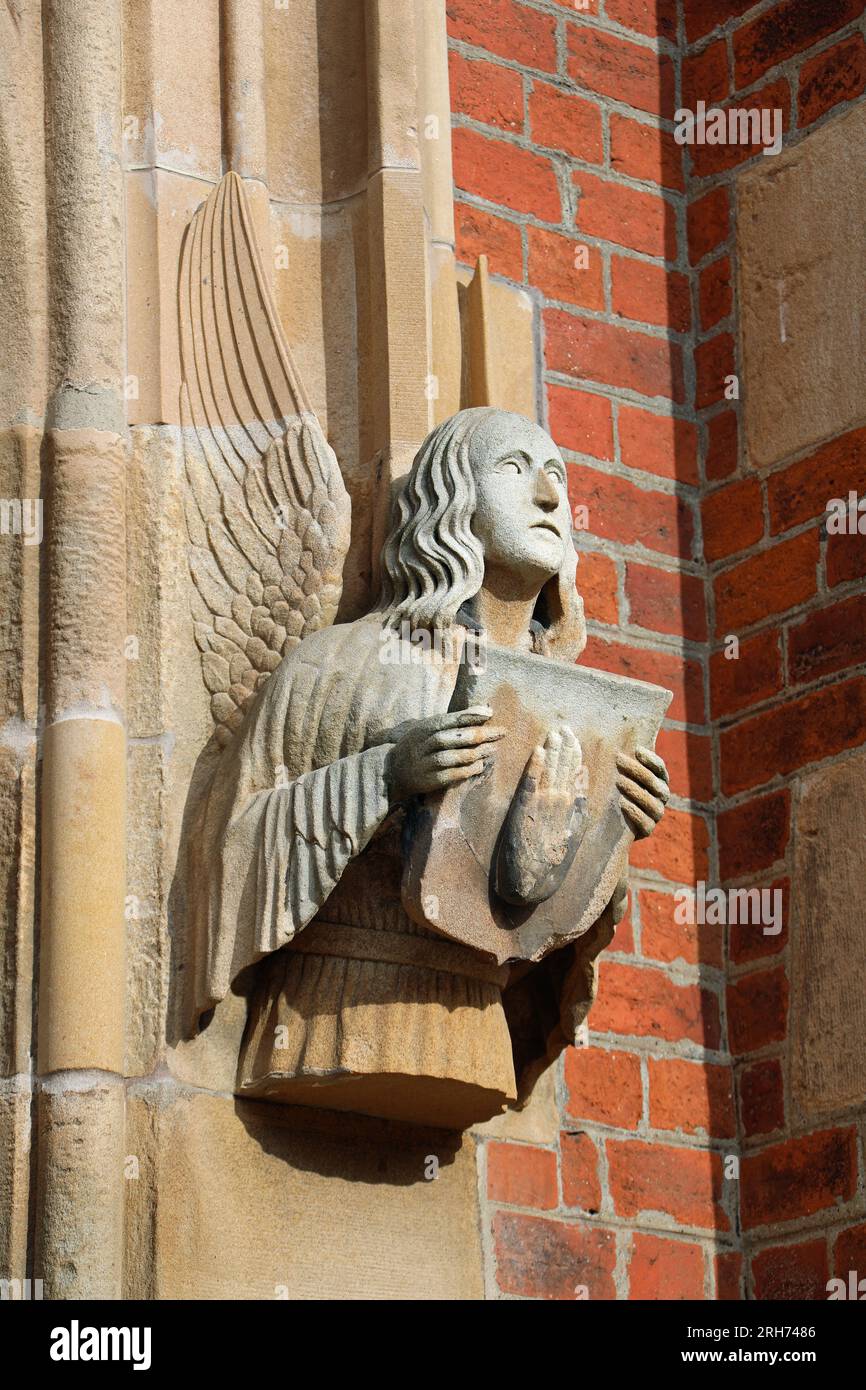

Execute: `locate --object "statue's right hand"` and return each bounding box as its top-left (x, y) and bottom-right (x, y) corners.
top-left (384, 705), bottom-right (505, 804)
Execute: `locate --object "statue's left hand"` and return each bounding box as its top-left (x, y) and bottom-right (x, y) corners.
top-left (616, 747), bottom-right (669, 838)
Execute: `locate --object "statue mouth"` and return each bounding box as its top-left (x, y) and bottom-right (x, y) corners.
top-left (530, 521), bottom-right (561, 538)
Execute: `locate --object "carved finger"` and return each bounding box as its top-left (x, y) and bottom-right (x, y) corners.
top-left (610, 879), bottom-right (629, 920)
top-left (634, 746), bottom-right (669, 784)
top-left (562, 732), bottom-right (583, 789)
top-left (615, 752), bottom-right (670, 803)
top-left (616, 775), bottom-right (665, 823)
top-left (542, 727), bottom-right (563, 789)
top-left (426, 724), bottom-right (505, 751)
top-left (430, 744), bottom-right (498, 769)
top-left (525, 745), bottom-right (547, 784)
top-left (619, 795), bottom-right (655, 838)
top-left (427, 704), bottom-right (493, 732)
top-left (431, 760), bottom-right (485, 787)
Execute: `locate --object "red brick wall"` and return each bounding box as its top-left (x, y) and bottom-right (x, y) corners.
top-left (448, 0), bottom-right (866, 1299)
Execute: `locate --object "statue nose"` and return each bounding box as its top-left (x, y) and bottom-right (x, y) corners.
top-left (534, 469), bottom-right (559, 509)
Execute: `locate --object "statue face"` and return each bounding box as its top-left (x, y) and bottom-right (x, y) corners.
top-left (468, 413), bottom-right (572, 582)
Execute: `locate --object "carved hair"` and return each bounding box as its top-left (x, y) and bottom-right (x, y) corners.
top-left (377, 407), bottom-right (586, 661)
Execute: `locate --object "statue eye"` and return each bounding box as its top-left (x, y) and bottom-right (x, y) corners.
top-left (545, 464), bottom-right (566, 486)
top-left (498, 458), bottom-right (522, 475)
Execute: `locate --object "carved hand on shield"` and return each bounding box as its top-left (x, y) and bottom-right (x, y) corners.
top-left (616, 747), bottom-right (670, 837)
top-left (496, 723), bottom-right (588, 908)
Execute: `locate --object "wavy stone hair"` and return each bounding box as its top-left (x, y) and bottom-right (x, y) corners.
top-left (376, 407), bottom-right (587, 661)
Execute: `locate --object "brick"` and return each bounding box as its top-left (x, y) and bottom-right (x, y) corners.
top-left (546, 310), bottom-right (684, 402)
top-left (827, 529), bottom-right (866, 588)
top-left (528, 226), bottom-right (604, 310)
top-left (713, 529), bottom-right (819, 633)
top-left (704, 408), bottom-right (739, 480)
top-left (626, 562), bottom-right (706, 640)
top-left (699, 255), bottom-right (733, 331)
top-left (581, 635), bottom-right (705, 724)
top-left (448, 51), bottom-right (524, 132)
top-left (575, 548), bottom-right (619, 625)
top-left (594, 960), bottom-right (719, 1046)
top-left (649, 1058), bottom-right (735, 1138)
top-left (694, 331), bottom-right (735, 409)
top-left (548, 384), bottom-right (614, 461)
top-left (688, 185), bottom-right (730, 265)
top-left (639, 884), bottom-right (723, 970)
top-left (734, 0), bottom-right (865, 91)
top-left (684, 0), bottom-right (757, 44)
top-left (741, 1127), bottom-right (857, 1230)
top-left (683, 39), bottom-right (730, 108)
top-left (740, 1058), bottom-right (785, 1138)
top-left (611, 256), bottom-right (690, 333)
top-left (718, 789), bottom-right (790, 880)
top-left (619, 407), bottom-right (699, 486)
top-left (487, 1141), bottom-right (558, 1210)
top-left (701, 476), bottom-right (763, 563)
top-left (563, 1044), bottom-right (643, 1127)
top-left (560, 1131), bottom-right (602, 1212)
top-left (629, 1233), bottom-right (706, 1300)
top-left (454, 201), bottom-right (523, 280)
top-left (752, 1239), bottom-right (829, 1301)
top-left (799, 33), bottom-right (866, 127)
top-left (609, 113), bottom-right (684, 191)
top-left (605, 0), bottom-right (677, 42)
top-left (567, 25), bottom-right (676, 118)
top-left (608, 1139), bottom-right (728, 1230)
top-left (654, 726), bottom-right (713, 802)
top-left (446, 0), bottom-right (557, 71)
top-left (721, 676), bottom-right (866, 794)
top-left (574, 169), bottom-right (677, 259)
top-left (690, 80), bottom-right (791, 180)
top-left (727, 965), bottom-right (789, 1054)
top-left (834, 1222), bottom-right (866, 1278)
top-left (630, 805), bottom-right (711, 882)
top-left (729, 879), bottom-right (788, 964)
top-left (788, 593), bottom-right (866, 685)
top-left (568, 465), bottom-right (694, 559)
top-left (711, 629), bottom-right (783, 719)
top-left (452, 127), bottom-right (560, 220)
top-left (767, 425), bottom-right (866, 533)
top-left (493, 1211), bottom-right (616, 1299)
top-left (529, 80), bottom-right (603, 163)
top-left (715, 1251), bottom-right (743, 1300)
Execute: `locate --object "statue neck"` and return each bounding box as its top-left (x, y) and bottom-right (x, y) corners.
top-left (467, 567), bottom-right (541, 651)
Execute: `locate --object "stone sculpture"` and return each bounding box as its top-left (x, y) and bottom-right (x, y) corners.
top-left (182, 174), bottom-right (671, 1128)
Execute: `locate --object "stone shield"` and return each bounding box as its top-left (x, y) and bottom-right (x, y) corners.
top-left (402, 643), bottom-right (672, 964)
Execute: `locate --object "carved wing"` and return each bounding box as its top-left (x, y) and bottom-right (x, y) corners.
top-left (179, 172), bottom-right (351, 745)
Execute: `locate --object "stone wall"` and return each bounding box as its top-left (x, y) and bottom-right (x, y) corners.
top-left (448, 0), bottom-right (866, 1299)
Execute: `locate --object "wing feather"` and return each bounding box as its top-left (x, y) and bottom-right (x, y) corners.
top-left (180, 172), bottom-right (351, 745)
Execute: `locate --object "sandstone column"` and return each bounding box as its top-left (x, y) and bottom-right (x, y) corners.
top-left (222, 0), bottom-right (271, 262)
top-left (36, 0), bottom-right (127, 1300)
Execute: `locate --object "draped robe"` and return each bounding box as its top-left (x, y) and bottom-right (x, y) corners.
top-left (186, 613), bottom-right (620, 1126)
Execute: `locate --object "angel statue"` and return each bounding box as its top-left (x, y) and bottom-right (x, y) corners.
top-left (182, 174), bottom-right (671, 1129)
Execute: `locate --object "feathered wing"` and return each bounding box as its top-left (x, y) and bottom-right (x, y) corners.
top-left (179, 171), bottom-right (351, 745)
